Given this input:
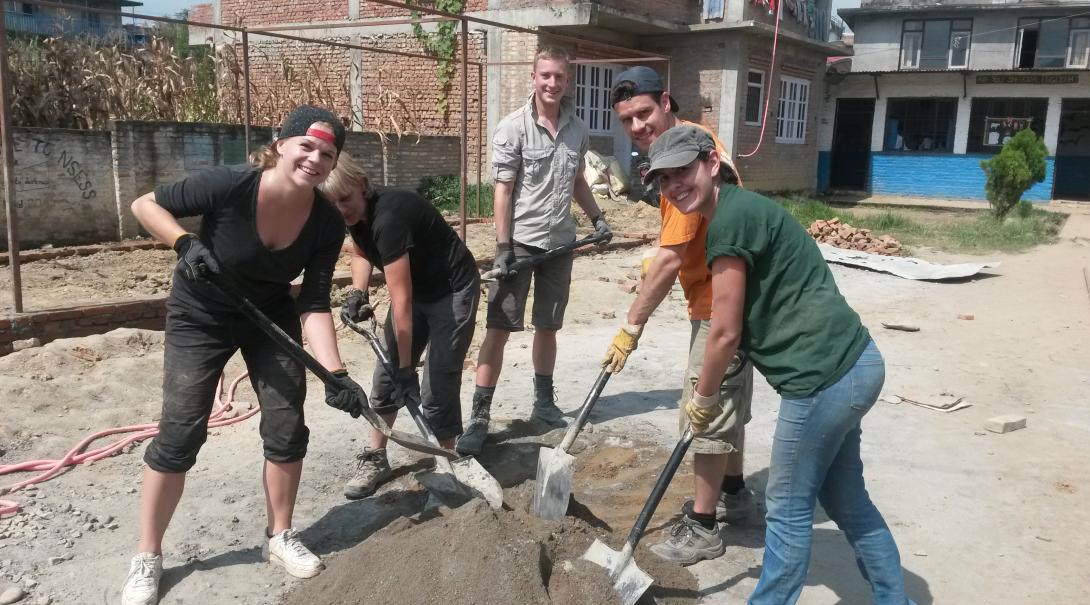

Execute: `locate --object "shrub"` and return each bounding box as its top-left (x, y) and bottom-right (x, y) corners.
top-left (979, 129), bottom-right (1047, 219)
top-left (417, 174), bottom-right (495, 217)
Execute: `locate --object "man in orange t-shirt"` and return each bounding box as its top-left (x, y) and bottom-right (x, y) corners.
top-left (602, 66), bottom-right (755, 566)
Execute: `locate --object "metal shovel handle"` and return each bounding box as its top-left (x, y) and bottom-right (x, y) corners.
top-left (557, 367), bottom-right (612, 452)
top-left (197, 268), bottom-right (454, 459)
top-left (624, 425), bottom-right (695, 552)
top-left (481, 233), bottom-right (609, 281)
top-left (341, 316), bottom-right (439, 444)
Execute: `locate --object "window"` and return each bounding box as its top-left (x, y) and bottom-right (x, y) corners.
top-left (949, 20), bottom-right (972, 68)
top-left (745, 70), bottom-right (765, 126)
top-left (901, 19), bottom-right (972, 70)
top-left (575, 64), bottom-right (615, 134)
top-left (703, 0), bottom-right (725, 21)
top-left (883, 98), bottom-right (958, 152)
top-left (775, 76), bottom-right (810, 144)
top-left (1068, 18), bottom-right (1090, 68)
top-left (21, 2), bottom-right (34, 15)
top-left (966, 98), bottom-right (1048, 153)
top-left (901, 20), bottom-right (922, 68)
top-left (1018, 17), bottom-right (1079, 68)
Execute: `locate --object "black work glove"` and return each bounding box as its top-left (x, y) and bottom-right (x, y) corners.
top-left (324, 369), bottom-right (366, 418)
top-left (591, 214), bottom-right (613, 245)
top-left (341, 288), bottom-right (373, 324)
top-left (394, 366), bottom-right (421, 410)
top-left (174, 233), bottom-right (221, 281)
top-left (494, 242), bottom-right (517, 277)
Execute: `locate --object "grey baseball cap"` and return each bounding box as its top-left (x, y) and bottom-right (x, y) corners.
top-left (610, 66), bottom-right (679, 113)
top-left (643, 124), bottom-right (716, 185)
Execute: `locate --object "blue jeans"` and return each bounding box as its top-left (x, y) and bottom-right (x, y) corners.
top-left (750, 339), bottom-right (913, 605)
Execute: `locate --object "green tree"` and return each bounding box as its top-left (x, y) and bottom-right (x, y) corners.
top-left (979, 128), bottom-right (1048, 219)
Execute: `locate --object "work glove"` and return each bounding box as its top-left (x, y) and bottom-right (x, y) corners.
top-left (324, 369), bottom-right (366, 419)
top-left (341, 288), bottom-right (373, 324)
top-left (601, 324), bottom-right (643, 374)
top-left (394, 366), bottom-right (422, 410)
top-left (173, 233), bottom-right (220, 282)
top-left (640, 255), bottom-right (656, 281)
top-left (684, 391), bottom-right (723, 435)
top-left (592, 214), bottom-right (613, 245)
top-left (494, 242), bottom-right (517, 277)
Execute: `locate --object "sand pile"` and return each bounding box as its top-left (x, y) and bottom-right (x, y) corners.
top-left (283, 484), bottom-right (698, 605)
top-left (807, 218), bottom-right (902, 256)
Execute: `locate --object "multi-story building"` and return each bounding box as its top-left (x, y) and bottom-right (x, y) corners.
top-left (188, 0), bottom-right (848, 192)
top-left (4, 0), bottom-right (143, 39)
top-left (819, 0), bottom-right (1090, 202)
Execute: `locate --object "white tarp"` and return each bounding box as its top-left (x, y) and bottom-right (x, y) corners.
top-left (818, 244), bottom-right (998, 281)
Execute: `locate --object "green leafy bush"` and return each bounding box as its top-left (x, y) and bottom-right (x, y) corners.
top-left (417, 174), bottom-right (494, 217)
top-left (979, 129), bottom-right (1047, 219)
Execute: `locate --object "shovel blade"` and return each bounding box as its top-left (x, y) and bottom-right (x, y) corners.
top-left (582, 538), bottom-right (654, 605)
top-left (451, 456), bottom-right (504, 509)
top-left (532, 446), bottom-right (575, 520)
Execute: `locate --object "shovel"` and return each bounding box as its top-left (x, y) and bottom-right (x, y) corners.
top-left (532, 367), bottom-right (611, 520)
top-left (480, 233), bottom-right (609, 282)
top-left (583, 353), bottom-right (749, 605)
top-left (199, 269), bottom-right (454, 459)
top-left (342, 316), bottom-right (504, 510)
top-left (582, 424), bottom-right (694, 605)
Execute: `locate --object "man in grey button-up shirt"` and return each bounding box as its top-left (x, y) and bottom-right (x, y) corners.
top-left (456, 46), bottom-right (612, 457)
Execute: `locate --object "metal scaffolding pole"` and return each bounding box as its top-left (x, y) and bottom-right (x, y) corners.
top-left (242, 30), bottom-right (252, 158)
top-left (459, 18), bottom-right (468, 241)
top-left (0, 17), bottom-right (22, 313)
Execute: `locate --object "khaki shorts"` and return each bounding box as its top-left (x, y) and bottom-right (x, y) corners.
top-left (485, 241), bottom-right (573, 332)
top-left (680, 319), bottom-right (754, 455)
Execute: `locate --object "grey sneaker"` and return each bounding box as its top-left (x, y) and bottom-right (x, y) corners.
top-left (648, 514), bottom-right (725, 566)
top-left (682, 488), bottom-right (756, 525)
top-left (120, 552), bottom-right (162, 605)
top-left (344, 447), bottom-right (392, 500)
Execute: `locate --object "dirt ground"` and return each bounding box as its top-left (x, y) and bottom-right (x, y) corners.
top-left (2, 206), bottom-right (1090, 604)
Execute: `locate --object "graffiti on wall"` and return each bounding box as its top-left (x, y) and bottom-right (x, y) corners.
top-left (12, 133), bottom-right (99, 208)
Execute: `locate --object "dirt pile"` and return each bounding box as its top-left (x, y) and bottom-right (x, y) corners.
top-left (807, 218), bottom-right (902, 255)
top-left (283, 484), bottom-right (698, 605)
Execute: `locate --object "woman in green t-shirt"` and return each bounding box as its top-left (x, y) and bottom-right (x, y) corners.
top-left (643, 124), bottom-right (913, 605)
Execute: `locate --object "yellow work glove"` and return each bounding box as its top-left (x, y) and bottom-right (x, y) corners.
top-left (640, 248), bottom-right (658, 280)
top-left (684, 391), bottom-right (723, 435)
top-left (601, 324), bottom-right (643, 373)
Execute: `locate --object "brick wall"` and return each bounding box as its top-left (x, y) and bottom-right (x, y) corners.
top-left (0, 299), bottom-right (168, 355)
top-left (112, 121), bottom-right (273, 239)
top-left (732, 37), bottom-right (826, 191)
top-left (0, 128), bottom-right (118, 250)
top-left (220, 0), bottom-right (348, 26)
top-left (642, 34), bottom-right (728, 135)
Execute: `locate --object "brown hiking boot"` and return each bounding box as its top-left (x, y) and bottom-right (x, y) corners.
top-left (344, 447), bottom-right (392, 500)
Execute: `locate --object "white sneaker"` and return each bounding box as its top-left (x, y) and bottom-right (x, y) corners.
top-left (266, 528), bottom-right (323, 578)
top-left (121, 552), bottom-right (162, 605)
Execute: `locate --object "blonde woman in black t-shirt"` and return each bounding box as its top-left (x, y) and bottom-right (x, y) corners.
top-left (121, 106), bottom-right (367, 605)
top-left (320, 153), bottom-right (480, 499)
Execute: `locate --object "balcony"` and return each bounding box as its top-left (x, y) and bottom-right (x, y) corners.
top-left (5, 11), bottom-right (119, 38)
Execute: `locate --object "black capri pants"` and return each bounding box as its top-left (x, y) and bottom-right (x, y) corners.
top-left (143, 300), bottom-right (309, 473)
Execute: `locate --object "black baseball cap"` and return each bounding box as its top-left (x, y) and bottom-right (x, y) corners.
top-left (643, 124), bottom-right (715, 184)
top-left (610, 66), bottom-right (679, 113)
top-left (277, 105), bottom-right (346, 154)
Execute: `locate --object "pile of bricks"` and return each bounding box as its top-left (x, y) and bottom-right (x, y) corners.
top-left (807, 218), bottom-right (902, 256)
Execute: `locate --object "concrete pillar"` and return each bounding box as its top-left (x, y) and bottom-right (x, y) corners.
top-left (349, 0), bottom-right (359, 19)
top-left (718, 67), bottom-right (739, 156)
top-left (486, 27), bottom-right (504, 174)
top-left (1044, 96), bottom-right (1061, 155)
top-left (953, 95), bottom-right (972, 154)
top-left (350, 35), bottom-right (364, 132)
top-left (870, 96), bottom-right (888, 152)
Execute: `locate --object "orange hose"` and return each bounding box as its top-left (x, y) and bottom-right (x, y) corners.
top-left (0, 371), bottom-right (256, 518)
